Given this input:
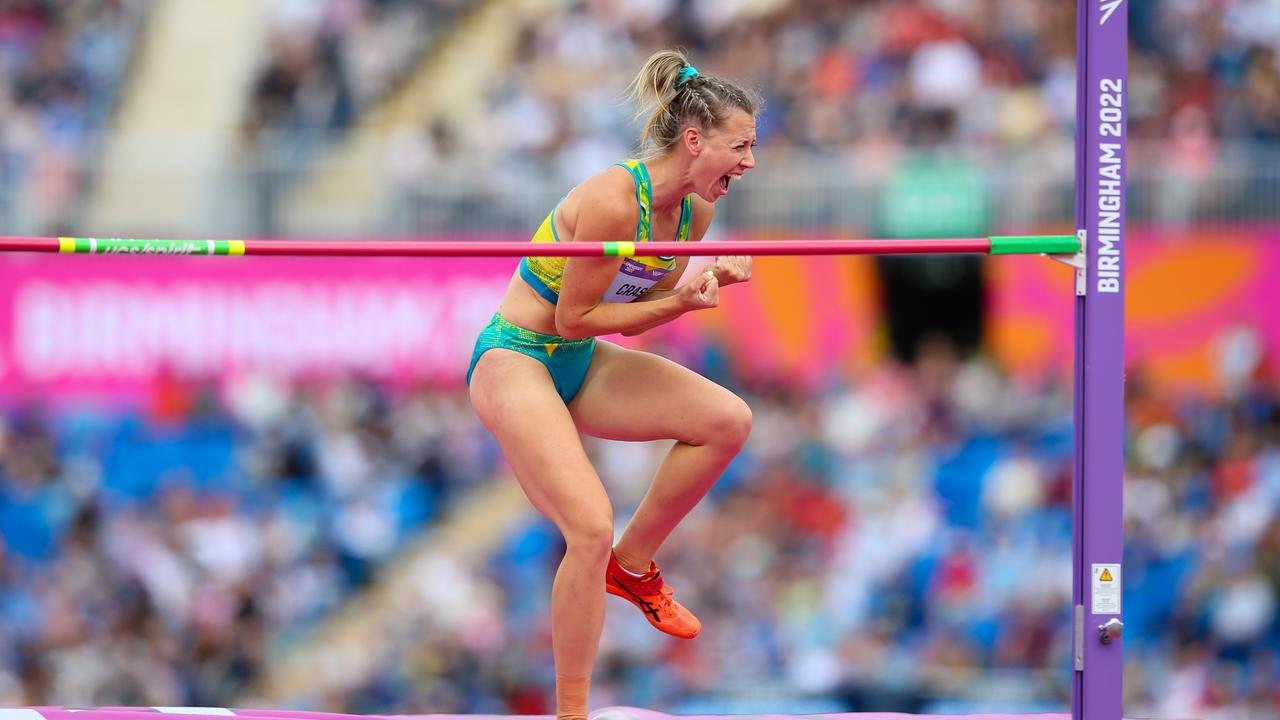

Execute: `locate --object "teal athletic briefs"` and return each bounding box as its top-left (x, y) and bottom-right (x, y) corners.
top-left (467, 313), bottom-right (596, 404)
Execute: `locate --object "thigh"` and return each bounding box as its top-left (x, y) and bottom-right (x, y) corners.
top-left (470, 348), bottom-right (612, 530)
top-left (568, 340), bottom-right (751, 445)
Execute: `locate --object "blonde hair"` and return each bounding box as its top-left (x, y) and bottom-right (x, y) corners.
top-left (627, 49), bottom-right (758, 158)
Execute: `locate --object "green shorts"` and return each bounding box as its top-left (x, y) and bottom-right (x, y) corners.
top-left (466, 313), bottom-right (597, 403)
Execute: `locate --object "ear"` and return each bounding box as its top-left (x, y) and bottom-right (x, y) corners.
top-left (682, 126), bottom-right (703, 156)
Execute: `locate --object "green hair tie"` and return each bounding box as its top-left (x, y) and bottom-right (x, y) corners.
top-left (676, 65), bottom-right (699, 87)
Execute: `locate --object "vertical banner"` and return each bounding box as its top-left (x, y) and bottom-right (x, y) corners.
top-left (1074, 1), bottom-right (1127, 718)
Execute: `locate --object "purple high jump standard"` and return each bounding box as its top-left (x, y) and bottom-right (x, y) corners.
top-left (1073, 0), bottom-right (1127, 719)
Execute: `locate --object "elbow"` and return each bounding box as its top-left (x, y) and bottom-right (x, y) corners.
top-left (557, 326), bottom-right (590, 341)
top-left (554, 312), bottom-right (589, 340)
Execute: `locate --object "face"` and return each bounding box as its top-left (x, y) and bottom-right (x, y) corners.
top-left (689, 109), bottom-right (757, 202)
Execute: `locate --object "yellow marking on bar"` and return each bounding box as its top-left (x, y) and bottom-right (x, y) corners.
top-left (59, 237), bottom-right (76, 253)
top-left (617, 241), bottom-right (635, 257)
top-left (228, 240), bottom-right (246, 256)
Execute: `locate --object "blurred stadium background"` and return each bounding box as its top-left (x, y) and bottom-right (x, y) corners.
top-left (1, 0), bottom-right (1279, 718)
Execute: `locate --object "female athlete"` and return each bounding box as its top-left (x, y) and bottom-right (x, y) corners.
top-left (467, 49), bottom-right (758, 720)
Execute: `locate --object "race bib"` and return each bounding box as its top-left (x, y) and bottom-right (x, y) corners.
top-left (602, 258), bottom-right (672, 303)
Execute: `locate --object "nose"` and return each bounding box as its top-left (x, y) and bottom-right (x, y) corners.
top-left (741, 147), bottom-right (756, 170)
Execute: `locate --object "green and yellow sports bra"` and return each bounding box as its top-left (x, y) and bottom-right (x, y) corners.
top-left (519, 159), bottom-right (694, 305)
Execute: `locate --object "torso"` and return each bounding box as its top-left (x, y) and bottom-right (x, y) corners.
top-left (498, 161), bottom-right (693, 335)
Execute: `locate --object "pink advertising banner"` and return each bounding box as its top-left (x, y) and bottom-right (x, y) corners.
top-left (631, 253), bottom-right (881, 386)
top-left (0, 253), bottom-right (512, 404)
top-left (0, 246), bottom-right (881, 405)
top-left (2, 228), bottom-right (1274, 406)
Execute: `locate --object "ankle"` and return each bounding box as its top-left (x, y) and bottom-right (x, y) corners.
top-left (557, 675), bottom-right (590, 720)
top-left (611, 548), bottom-right (652, 577)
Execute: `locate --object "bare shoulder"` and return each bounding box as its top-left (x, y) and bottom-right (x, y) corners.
top-left (559, 166), bottom-right (640, 240)
top-left (688, 194), bottom-right (716, 242)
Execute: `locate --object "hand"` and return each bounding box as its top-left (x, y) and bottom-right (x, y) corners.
top-left (707, 255), bottom-right (752, 286)
top-left (679, 269), bottom-right (719, 311)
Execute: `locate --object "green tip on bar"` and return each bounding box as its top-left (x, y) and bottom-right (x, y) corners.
top-left (988, 235), bottom-right (1080, 255)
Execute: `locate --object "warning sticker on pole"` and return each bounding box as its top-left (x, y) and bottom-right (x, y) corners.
top-left (1092, 564), bottom-right (1121, 614)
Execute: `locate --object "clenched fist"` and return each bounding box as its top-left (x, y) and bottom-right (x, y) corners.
top-left (679, 269), bottom-right (720, 310)
top-left (707, 255), bottom-right (752, 286)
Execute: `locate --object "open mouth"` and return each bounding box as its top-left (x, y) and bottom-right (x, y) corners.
top-left (719, 175), bottom-right (731, 192)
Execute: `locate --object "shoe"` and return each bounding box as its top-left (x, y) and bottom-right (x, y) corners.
top-left (605, 551), bottom-right (701, 639)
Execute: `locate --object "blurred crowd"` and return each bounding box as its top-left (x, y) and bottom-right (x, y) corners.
top-left (0, 0), bottom-right (142, 234)
top-left (2, 333), bottom-right (1279, 718)
top-left (0, 374), bottom-right (498, 706)
top-left (297, 335), bottom-right (1280, 719)
top-left (242, 0), bottom-right (468, 234)
top-left (1, 1), bottom-right (1280, 717)
top-left (429, 0), bottom-right (1280, 191)
top-left (4, 0), bottom-right (1280, 235)
top-left (0, 0), bottom-right (467, 236)
top-left (244, 0), bottom-right (468, 170)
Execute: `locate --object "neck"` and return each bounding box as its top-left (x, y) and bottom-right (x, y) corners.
top-left (642, 153), bottom-right (693, 211)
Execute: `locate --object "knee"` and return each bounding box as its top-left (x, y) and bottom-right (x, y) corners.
top-left (708, 396), bottom-right (753, 450)
top-left (561, 512), bottom-right (615, 563)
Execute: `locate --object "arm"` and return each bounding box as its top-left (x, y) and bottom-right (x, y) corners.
top-left (691, 196), bottom-right (753, 288)
top-left (622, 196), bottom-right (754, 336)
top-left (628, 194), bottom-right (713, 307)
top-left (620, 257), bottom-right (692, 336)
top-left (554, 189), bottom-right (716, 340)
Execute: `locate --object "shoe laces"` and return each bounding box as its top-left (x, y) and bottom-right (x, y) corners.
top-left (651, 578), bottom-right (677, 613)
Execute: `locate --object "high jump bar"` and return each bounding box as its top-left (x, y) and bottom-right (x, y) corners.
top-left (0, 235), bottom-right (1079, 258)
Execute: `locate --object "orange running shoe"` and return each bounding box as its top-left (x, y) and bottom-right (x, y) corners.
top-left (605, 551), bottom-right (702, 639)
